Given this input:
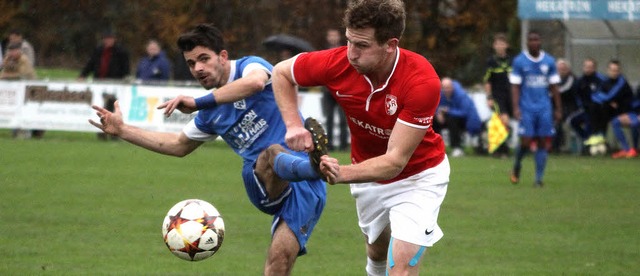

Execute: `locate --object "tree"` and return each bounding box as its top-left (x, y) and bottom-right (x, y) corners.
top-left (0, 0), bottom-right (518, 85)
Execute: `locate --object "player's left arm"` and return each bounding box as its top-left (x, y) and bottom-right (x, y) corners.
top-left (322, 122), bottom-right (426, 184)
top-left (322, 76), bottom-right (439, 184)
top-left (550, 83), bottom-right (562, 122)
top-left (159, 67), bottom-right (270, 116)
top-left (548, 61), bottom-right (562, 122)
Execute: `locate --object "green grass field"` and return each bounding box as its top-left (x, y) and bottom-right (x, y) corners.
top-left (1, 130), bottom-right (639, 275)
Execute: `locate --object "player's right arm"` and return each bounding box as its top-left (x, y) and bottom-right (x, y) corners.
top-left (272, 57), bottom-right (314, 152)
top-left (90, 101), bottom-right (203, 157)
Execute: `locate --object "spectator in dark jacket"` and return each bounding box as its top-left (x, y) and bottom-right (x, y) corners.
top-left (569, 58), bottom-right (603, 148)
top-left (79, 30), bottom-right (129, 141)
top-left (79, 31), bottom-right (130, 81)
top-left (135, 39), bottom-right (171, 83)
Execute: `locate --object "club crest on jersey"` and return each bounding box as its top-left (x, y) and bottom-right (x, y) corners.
top-left (234, 99), bottom-right (247, 110)
top-left (540, 64), bottom-right (549, 75)
top-left (385, 94), bottom-right (397, 115)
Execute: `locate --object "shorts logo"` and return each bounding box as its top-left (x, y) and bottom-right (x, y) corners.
top-left (385, 94), bottom-right (397, 115)
top-left (425, 228), bottom-right (433, 235)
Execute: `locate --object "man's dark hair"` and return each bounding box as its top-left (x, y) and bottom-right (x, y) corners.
top-left (493, 32), bottom-right (507, 43)
top-left (343, 0), bottom-right (406, 44)
top-left (609, 59), bottom-right (621, 66)
top-left (177, 23), bottom-right (224, 54)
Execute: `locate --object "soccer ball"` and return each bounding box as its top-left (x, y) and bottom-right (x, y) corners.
top-left (162, 199), bottom-right (225, 261)
top-left (589, 143), bottom-right (607, 156)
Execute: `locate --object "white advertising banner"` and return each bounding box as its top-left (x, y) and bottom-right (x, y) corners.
top-left (0, 80), bottom-right (324, 133)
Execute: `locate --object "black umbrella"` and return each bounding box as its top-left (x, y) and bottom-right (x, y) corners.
top-left (262, 34), bottom-right (315, 55)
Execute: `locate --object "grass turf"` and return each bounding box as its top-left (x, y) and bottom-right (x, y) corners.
top-left (1, 130), bottom-right (638, 275)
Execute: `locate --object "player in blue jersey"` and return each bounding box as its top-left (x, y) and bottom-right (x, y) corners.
top-left (89, 24), bottom-right (328, 275)
top-left (509, 30), bottom-right (562, 187)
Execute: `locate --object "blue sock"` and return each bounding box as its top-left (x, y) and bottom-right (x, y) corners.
top-left (534, 149), bottom-right (547, 183)
top-left (611, 118), bottom-right (630, 150)
top-left (273, 153), bottom-right (320, 181)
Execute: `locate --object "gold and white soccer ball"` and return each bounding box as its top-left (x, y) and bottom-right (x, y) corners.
top-left (162, 199), bottom-right (225, 261)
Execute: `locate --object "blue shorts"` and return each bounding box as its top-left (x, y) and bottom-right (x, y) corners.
top-left (241, 161), bottom-right (326, 255)
top-left (518, 109), bottom-right (555, 137)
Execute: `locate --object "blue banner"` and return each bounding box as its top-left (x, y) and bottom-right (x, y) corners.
top-left (518, 0), bottom-right (640, 20)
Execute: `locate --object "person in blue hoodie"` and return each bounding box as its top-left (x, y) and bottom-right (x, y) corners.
top-left (433, 77), bottom-right (482, 157)
top-left (135, 39), bottom-right (171, 83)
top-left (583, 59), bottom-right (634, 148)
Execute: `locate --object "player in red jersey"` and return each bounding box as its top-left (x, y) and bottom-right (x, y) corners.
top-left (272, 1), bottom-right (448, 275)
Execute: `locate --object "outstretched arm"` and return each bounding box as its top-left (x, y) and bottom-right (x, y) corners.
top-left (89, 101), bottom-right (202, 157)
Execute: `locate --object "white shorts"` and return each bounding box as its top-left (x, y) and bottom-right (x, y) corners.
top-left (350, 155), bottom-right (450, 247)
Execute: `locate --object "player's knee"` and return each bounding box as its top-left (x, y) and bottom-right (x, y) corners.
top-left (257, 145), bottom-right (286, 168)
top-left (265, 244), bottom-right (297, 274)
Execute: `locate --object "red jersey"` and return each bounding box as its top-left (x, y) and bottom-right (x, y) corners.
top-left (293, 46), bottom-right (445, 184)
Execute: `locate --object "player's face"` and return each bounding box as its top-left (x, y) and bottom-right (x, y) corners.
top-left (607, 63), bottom-right (620, 79)
top-left (493, 39), bottom-right (508, 55)
top-left (526, 33), bottom-right (542, 56)
top-left (582, 60), bottom-right (596, 76)
top-left (183, 46), bottom-right (228, 90)
top-left (345, 27), bottom-right (396, 75)
top-left (557, 62), bottom-right (570, 77)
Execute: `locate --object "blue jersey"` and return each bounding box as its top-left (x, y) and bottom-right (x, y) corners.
top-left (183, 56), bottom-right (304, 162)
top-left (509, 51), bottom-right (560, 112)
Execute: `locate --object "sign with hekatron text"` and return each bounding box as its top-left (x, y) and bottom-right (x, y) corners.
top-left (518, 0), bottom-right (640, 20)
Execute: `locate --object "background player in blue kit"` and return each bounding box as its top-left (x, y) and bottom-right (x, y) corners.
top-left (89, 24), bottom-right (327, 276)
top-left (509, 30), bottom-right (562, 187)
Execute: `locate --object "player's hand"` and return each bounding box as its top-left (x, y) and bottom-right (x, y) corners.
top-left (157, 95), bottom-right (197, 117)
top-left (554, 109), bottom-right (563, 123)
top-left (284, 126), bottom-right (313, 152)
top-left (513, 108), bottom-right (521, 121)
top-left (320, 155), bottom-right (341, 185)
top-left (89, 100), bottom-right (124, 136)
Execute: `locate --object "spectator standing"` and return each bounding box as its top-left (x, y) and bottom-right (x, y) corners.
top-left (7, 29), bottom-right (35, 67)
top-left (433, 77), bottom-right (482, 157)
top-left (273, 1), bottom-right (449, 275)
top-left (79, 30), bottom-right (130, 140)
top-left (79, 31), bottom-right (130, 81)
top-left (483, 33), bottom-right (513, 157)
top-left (553, 59), bottom-right (579, 152)
top-left (320, 28), bottom-right (349, 151)
top-left (0, 42), bottom-right (36, 80)
top-left (509, 30), bottom-right (562, 187)
top-left (135, 39), bottom-right (171, 83)
top-left (1, 42), bottom-right (42, 138)
top-left (583, 59), bottom-right (634, 150)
